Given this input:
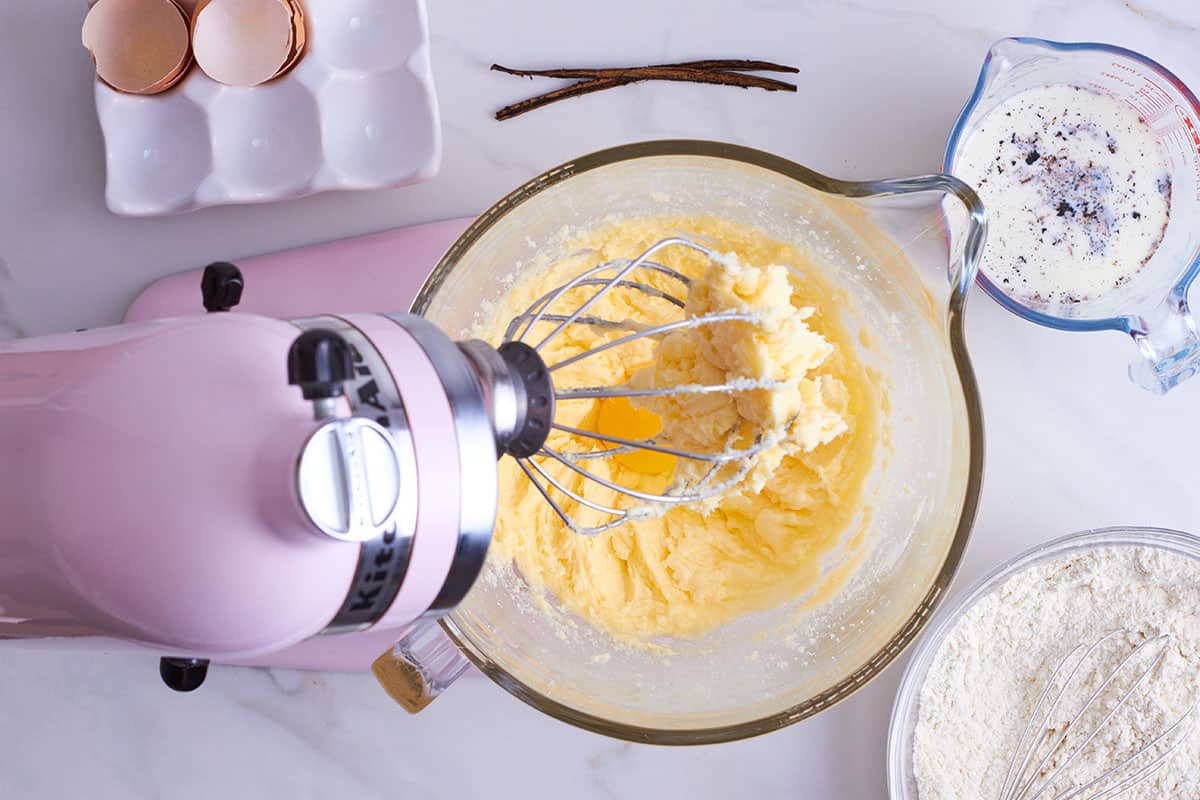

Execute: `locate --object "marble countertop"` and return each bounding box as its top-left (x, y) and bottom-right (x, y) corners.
top-left (3, 0), bottom-right (1200, 797)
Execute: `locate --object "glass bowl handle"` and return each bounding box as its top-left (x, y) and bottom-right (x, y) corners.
top-left (1128, 290), bottom-right (1200, 394)
top-left (372, 620), bottom-right (472, 713)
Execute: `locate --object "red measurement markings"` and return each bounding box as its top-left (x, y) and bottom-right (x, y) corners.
top-left (1128, 98), bottom-right (1150, 118)
top-left (1174, 105), bottom-right (1200, 200)
top-left (1138, 86), bottom-right (1167, 112)
top-left (1180, 107), bottom-right (1200, 155)
top-left (1100, 69), bottom-right (1135, 89)
top-left (1123, 70), bottom-right (1181, 128)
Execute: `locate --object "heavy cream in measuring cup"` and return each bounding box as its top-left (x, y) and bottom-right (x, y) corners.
top-left (957, 84), bottom-right (1172, 304)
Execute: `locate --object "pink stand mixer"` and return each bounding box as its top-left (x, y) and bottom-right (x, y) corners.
top-left (0, 222), bottom-right (786, 694)
top-left (0, 257), bottom-right (555, 691)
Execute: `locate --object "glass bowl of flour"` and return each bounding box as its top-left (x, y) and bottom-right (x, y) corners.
top-left (888, 526), bottom-right (1200, 800)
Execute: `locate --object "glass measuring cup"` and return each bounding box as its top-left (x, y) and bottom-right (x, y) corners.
top-left (946, 37), bottom-right (1200, 394)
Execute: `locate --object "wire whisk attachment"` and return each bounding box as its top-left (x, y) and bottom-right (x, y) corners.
top-left (1000, 630), bottom-right (1198, 800)
top-left (502, 236), bottom-right (791, 536)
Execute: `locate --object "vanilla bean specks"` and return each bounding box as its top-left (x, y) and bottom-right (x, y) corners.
top-left (955, 84), bottom-right (1172, 305)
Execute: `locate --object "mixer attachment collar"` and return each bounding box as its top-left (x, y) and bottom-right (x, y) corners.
top-left (497, 341), bottom-right (555, 459)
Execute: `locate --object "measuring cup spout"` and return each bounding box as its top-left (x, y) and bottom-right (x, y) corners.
top-left (1129, 292), bottom-right (1200, 394)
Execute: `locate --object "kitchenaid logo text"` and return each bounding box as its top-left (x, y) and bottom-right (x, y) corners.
top-left (349, 524), bottom-right (400, 614)
top-left (350, 345), bottom-right (391, 429)
top-left (328, 342), bottom-right (409, 626)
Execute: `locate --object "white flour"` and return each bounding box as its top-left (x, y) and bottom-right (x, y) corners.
top-left (913, 545), bottom-right (1200, 799)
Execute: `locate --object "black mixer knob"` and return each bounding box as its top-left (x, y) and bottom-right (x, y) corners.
top-left (159, 657), bottom-right (210, 693)
top-left (288, 329), bottom-right (354, 401)
top-left (200, 262), bottom-right (244, 313)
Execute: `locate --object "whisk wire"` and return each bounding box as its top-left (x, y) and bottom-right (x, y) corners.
top-left (515, 459), bottom-right (630, 537)
top-left (503, 275), bottom-right (688, 341)
top-left (551, 422), bottom-right (769, 462)
top-left (555, 379), bottom-right (780, 402)
top-left (529, 237), bottom-right (711, 352)
top-left (1007, 632), bottom-right (1128, 800)
top-left (1066, 705), bottom-right (1196, 800)
top-left (999, 640), bottom-right (1093, 800)
top-left (547, 311), bottom-right (758, 373)
top-left (540, 444), bottom-right (738, 506)
top-left (1002, 631), bottom-right (1193, 800)
top-left (507, 313), bottom-right (642, 335)
top-left (523, 456), bottom-right (626, 517)
top-left (1016, 634), bottom-right (1169, 800)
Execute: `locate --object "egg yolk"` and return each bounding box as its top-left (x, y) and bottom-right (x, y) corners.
top-left (595, 397), bottom-right (677, 475)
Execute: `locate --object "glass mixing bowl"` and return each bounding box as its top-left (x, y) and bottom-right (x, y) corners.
top-left (887, 526), bottom-right (1200, 798)
top-left (400, 140), bottom-right (985, 743)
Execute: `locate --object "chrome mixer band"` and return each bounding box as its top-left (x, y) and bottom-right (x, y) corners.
top-left (385, 314), bottom-right (496, 613)
top-left (290, 313), bottom-right (503, 632)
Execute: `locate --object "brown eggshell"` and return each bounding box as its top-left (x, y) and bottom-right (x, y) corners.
top-left (190, 0), bottom-right (295, 87)
top-left (82, 0), bottom-right (193, 95)
top-left (275, 0), bottom-right (308, 79)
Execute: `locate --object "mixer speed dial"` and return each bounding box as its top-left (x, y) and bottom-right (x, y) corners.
top-left (296, 416), bottom-right (403, 544)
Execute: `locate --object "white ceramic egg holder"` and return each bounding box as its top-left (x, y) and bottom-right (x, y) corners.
top-left (92, 0), bottom-right (440, 216)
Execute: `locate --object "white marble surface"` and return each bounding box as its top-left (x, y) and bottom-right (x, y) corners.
top-left (3, 0), bottom-right (1200, 797)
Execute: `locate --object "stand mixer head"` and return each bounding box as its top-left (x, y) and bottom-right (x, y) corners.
top-left (0, 236), bottom-right (777, 686)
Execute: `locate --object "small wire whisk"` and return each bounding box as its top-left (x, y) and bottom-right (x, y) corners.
top-left (999, 630), bottom-right (1198, 800)
top-left (503, 236), bottom-right (786, 537)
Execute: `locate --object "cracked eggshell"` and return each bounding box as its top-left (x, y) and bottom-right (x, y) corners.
top-left (276, 0), bottom-right (309, 77)
top-left (82, 0), bottom-right (193, 95)
top-left (191, 0), bottom-right (299, 87)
